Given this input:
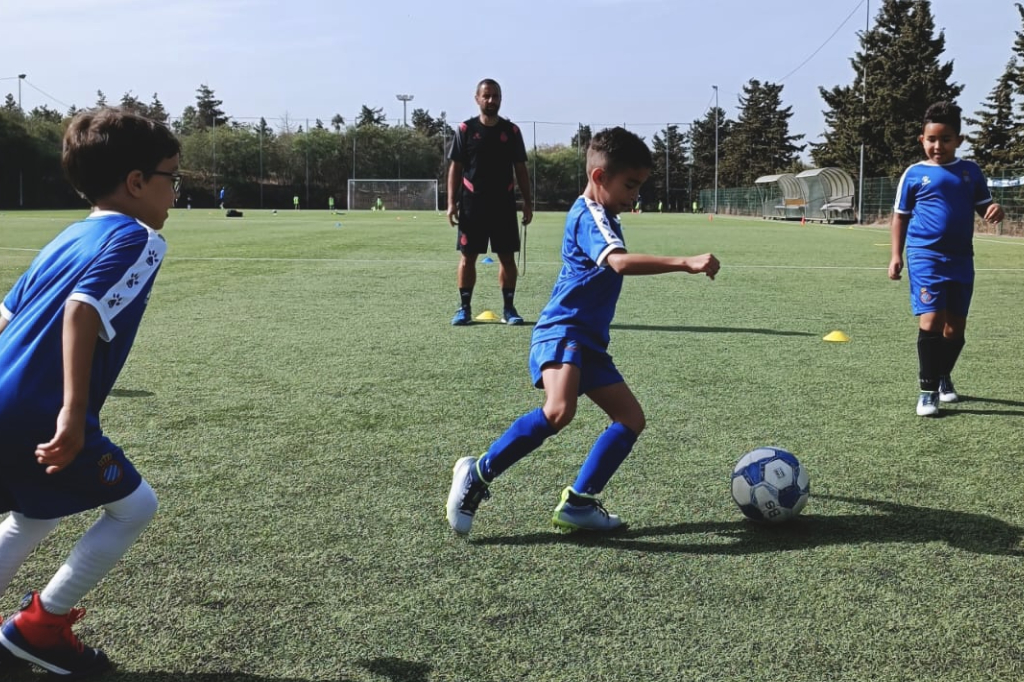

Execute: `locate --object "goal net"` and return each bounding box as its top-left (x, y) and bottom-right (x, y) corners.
top-left (347, 179), bottom-right (438, 211)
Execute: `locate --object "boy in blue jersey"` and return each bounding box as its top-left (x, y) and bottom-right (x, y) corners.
top-left (0, 107), bottom-right (180, 676)
top-left (889, 102), bottom-right (1003, 417)
top-left (447, 127), bottom-right (719, 535)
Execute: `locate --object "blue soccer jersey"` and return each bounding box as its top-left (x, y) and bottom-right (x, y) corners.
top-left (0, 211), bottom-right (166, 450)
top-left (532, 197), bottom-right (626, 351)
top-left (894, 158), bottom-right (992, 256)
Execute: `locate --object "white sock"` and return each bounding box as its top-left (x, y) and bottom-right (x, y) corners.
top-left (0, 513), bottom-right (60, 596)
top-left (40, 480), bottom-right (158, 615)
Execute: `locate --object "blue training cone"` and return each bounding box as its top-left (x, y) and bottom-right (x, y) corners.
top-left (481, 257), bottom-right (495, 264)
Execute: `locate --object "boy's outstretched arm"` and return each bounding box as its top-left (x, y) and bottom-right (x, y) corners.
top-left (889, 213), bottom-right (909, 280)
top-left (605, 250), bottom-right (719, 279)
top-left (35, 300), bottom-right (101, 474)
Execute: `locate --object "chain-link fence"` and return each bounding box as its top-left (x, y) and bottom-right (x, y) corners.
top-left (698, 173), bottom-right (1024, 237)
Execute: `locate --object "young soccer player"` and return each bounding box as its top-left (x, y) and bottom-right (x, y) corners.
top-left (0, 107), bottom-right (180, 676)
top-left (889, 101), bottom-right (1004, 417)
top-left (446, 127), bottom-right (719, 535)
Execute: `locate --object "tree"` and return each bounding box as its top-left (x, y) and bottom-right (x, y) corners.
top-left (2, 94), bottom-right (17, 113)
top-left (570, 124), bottom-right (592, 150)
top-left (650, 125), bottom-right (690, 210)
top-left (966, 60), bottom-right (1017, 175)
top-left (95, 90), bottom-right (107, 107)
top-left (812, 0), bottom-right (962, 178)
top-left (119, 91), bottom-right (146, 116)
top-left (720, 79), bottom-right (804, 187)
top-left (194, 84), bottom-right (229, 129)
top-left (148, 93), bottom-right (168, 124)
top-left (410, 108), bottom-right (452, 139)
top-left (331, 114), bottom-right (345, 133)
top-left (689, 107), bottom-right (733, 198)
top-left (356, 105), bottom-right (387, 128)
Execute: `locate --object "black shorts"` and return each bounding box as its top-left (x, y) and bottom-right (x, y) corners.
top-left (456, 192), bottom-right (520, 254)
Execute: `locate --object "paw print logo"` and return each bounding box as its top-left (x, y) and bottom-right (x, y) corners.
top-left (125, 273), bottom-right (140, 289)
top-left (107, 293), bottom-right (123, 309)
top-left (146, 249), bottom-right (160, 266)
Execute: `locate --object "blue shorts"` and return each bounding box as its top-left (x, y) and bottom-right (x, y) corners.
top-left (529, 338), bottom-right (624, 395)
top-left (906, 248), bottom-right (974, 317)
top-left (0, 436), bottom-right (142, 520)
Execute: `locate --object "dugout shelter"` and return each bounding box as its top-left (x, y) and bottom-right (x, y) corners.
top-left (795, 168), bottom-right (856, 223)
top-left (754, 173), bottom-right (805, 220)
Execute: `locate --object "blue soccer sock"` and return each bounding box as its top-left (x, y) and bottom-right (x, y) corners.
top-left (572, 422), bottom-right (638, 496)
top-left (479, 408), bottom-right (556, 481)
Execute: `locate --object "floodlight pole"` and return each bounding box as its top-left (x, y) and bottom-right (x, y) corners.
top-left (18, 74), bottom-right (25, 207)
top-left (713, 85), bottom-right (719, 215)
top-left (396, 94), bottom-right (414, 127)
top-left (857, 0), bottom-right (869, 224)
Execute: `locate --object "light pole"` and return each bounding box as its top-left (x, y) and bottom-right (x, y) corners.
top-left (713, 85), bottom-right (719, 215)
top-left (18, 74), bottom-right (26, 208)
top-left (396, 94), bottom-right (414, 127)
top-left (857, 0), bottom-right (869, 224)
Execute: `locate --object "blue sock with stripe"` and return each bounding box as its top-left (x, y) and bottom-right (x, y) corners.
top-left (479, 408), bottom-right (556, 481)
top-left (572, 422), bottom-right (638, 496)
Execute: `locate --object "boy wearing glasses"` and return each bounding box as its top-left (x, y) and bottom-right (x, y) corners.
top-left (0, 107), bottom-right (180, 677)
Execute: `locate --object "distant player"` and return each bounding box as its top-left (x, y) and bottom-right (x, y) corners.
top-left (889, 101), bottom-right (1004, 416)
top-left (447, 78), bottom-right (533, 326)
top-left (219, 186), bottom-right (225, 209)
top-left (446, 127), bottom-right (719, 535)
top-left (0, 107), bottom-right (179, 676)
top-left (293, 194), bottom-right (300, 211)
top-left (329, 195), bottom-right (335, 212)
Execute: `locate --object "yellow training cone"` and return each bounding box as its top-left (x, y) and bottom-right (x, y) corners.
top-left (823, 331), bottom-right (850, 342)
top-left (475, 310), bottom-right (501, 322)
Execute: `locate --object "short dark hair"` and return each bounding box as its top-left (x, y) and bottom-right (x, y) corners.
top-left (587, 127), bottom-right (654, 176)
top-left (923, 101), bottom-right (962, 135)
top-left (62, 107), bottom-right (181, 205)
top-left (476, 78), bottom-right (501, 95)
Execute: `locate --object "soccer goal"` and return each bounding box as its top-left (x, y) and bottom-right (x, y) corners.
top-left (347, 179), bottom-right (438, 211)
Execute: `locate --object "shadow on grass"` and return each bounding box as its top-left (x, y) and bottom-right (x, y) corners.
top-left (109, 389), bottom-right (155, 398)
top-left (942, 395), bottom-right (1024, 417)
top-left (610, 324), bottom-right (816, 337)
top-left (3, 656), bottom-right (431, 682)
top-left (473, 494), bottom-right (1023, 556)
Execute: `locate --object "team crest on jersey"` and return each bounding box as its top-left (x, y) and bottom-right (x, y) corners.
top-left (921, 176), bottom-right (931, 186)
top-left (919, 287), bottom-right (934, 304)
top-left (97, 452), bottom-right (123, 486)
top-left (473, 132), bottom-right (481, 140)
top-left (500, 132), bottom-right (508, 142)
top-left (962, 170), bottom-right (971, 183)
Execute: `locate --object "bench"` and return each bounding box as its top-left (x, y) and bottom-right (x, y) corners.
top-left (822, 195), bottom-right (855, 223)
top-left (774, 197), bottom-right (806, 219)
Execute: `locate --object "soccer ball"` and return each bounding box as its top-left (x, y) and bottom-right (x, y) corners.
top-left (730, 447), bottom-right (809, 523)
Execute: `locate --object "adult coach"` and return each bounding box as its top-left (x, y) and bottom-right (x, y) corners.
top-left (447, 78), bottom-right (533, 326)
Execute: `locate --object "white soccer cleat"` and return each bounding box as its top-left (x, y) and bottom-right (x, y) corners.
top-left (917, 391), bottom-right (940, 417)
top-left (446, 456), bottom-right (490, 536)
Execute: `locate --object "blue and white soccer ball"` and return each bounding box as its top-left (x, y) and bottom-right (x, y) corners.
top-left (731, 447), bottom-right (810, 523)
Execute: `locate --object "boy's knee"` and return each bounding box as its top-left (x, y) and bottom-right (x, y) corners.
top-left (543, 404), bottom-right (575, 431)
top-left (106, 479), bottom-right (158, 528)
top-left (621, 412), bottom-right (646, 436)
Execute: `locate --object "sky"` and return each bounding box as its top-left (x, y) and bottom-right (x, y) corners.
top-left (0, 0), bottom-right (1016, 154)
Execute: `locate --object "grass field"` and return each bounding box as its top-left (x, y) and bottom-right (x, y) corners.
top-left (1, 207), bottom-right (1023, 682)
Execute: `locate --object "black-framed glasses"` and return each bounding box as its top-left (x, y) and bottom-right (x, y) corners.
top-left (150, 171), bottom-right (183, 194)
